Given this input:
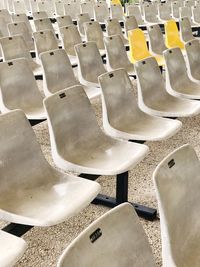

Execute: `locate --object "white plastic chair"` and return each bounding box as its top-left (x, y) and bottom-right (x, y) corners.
top-left (44, 85), bottom-right (149, 175)
top-left (80, 2), bottom-right (94, 19)
top-left (106, 18), bottom-right (128, 45)
top-left (0, 16), bottom-right (9, 37)
top-left (179, 6), bottom-right (193, 24)
top-left (147, 24), bottom-right (167, 56)
top-left (164, 47), bottom-right (200, 99)
top-left (55, 0), bottom-right (64, 16)
top-left (143, 3), bottom-right (160, 24)
top-left (38, 1), bottom-right (55, 17)
top-left (153, 144), bottom-right (200, 267)
top-left (30, 0), bottom-right (39, 14)
top-left (57, 15), bottom-right (73, 28)
top-left (185, 39), bottom-right (200, 82)
top-left (94, 4), bottom-right (109, 24)
top-left (0, 58), bottom-right (45, 120)
top-left (57, 203), bottom-right (156, 267)
top-left (171, 1), bottom-right (180, 19)
top-left (0, 109), bottom-right (101, 226)
top-left (33, 30), bottom-right (59, 62)
top-left (75, 41), bottom-right (106, 88)
top-left (0, 9), bottom-right (12, 24)
top-left (104, 35), bottom-right (134, 75)
top-left (192, 5), bottom-right (200, 24)
top-left (158, 2), bottom-right (172, 21)
top-left (135, 57), bottom-right (200, 117)
top-left (0, 230), bottom-right (27, 267)
top-left (124, 15), bottom-right (138, 37)
top-left (126, 5), bottom-right (145, 26)
top-left (179, 17), bottom-right (195, 43)
top-left (12, 13), bottom-right (32, 33)
top-left (32, 11), bottom-right (48, 20)
top-left (64, 2), bottom-right (80, 20)
top-left (110, 4), bottom-right (124, 21)
top-left (34, 17), bottom-right (55, 33)
top-left (77, 13), bottom-right (90, 37)
top-left (13, 0), bottom-right (27, 15)
top-left (99, 68), bottom-right (182, 141)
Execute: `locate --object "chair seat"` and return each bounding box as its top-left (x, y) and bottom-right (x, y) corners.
top-left (0, 173), bottom-right (100, 226)
top-left (0, 230), bottom-right (27, 267)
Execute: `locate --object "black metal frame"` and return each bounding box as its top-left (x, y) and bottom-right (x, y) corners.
top-left (79, 171), bottom-right (157, 221)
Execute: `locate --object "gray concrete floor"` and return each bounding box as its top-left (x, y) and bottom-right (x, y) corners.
top-left (1, 80), bottom-right (200, 266)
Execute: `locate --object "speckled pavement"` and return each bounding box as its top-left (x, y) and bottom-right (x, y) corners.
top-left (1, 79), bottom-right (200, 267)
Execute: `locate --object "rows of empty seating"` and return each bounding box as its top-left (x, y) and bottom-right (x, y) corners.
top-left (1, 0), bottom-right (200, 266)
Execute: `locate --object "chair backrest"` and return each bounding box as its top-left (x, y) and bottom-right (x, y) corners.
top-left (44, 85), bottom-right (104, 160)
top-left (57, 203), bottom-right (156, 267)
top-left (60, 25), bottom-right (82, 56)
top-left (0, 35), bottom-right (33, 62)
top-left (64, 2), bottom-right (80, 20)
top-left (77, 13), bottom-right (90, 36)
top-left (55, 1), bottom-right (64, 16)
top-left (34, 18), bottom-right (54, 32)
top-left (0, 9), bottom-right (12, 24)
top-left (8, 21), bottom-right (33, 50)
top-left (179, 16), bottom-right (194, 42)
top-left (0, 16), bottom-right (9, 37)
top-left (192, 5), bottom-right (200, 23)
top-left (171, 1), bottom-right (180, 18)
top-left (57, 15), bottom-right (73, 28)
top-left (126, 5), bottom-right (144, 25)
top-left (135, 57), bottom-right (169, 109)
top-left (144, 3), bottom-right (158, 22)
top-left (38, 1), bottom-right (54, 17)
top-left (30, 0), bottom-right (39, 13)
top-left (0, 58), bottom-right (43, 113)
top-left (94, 4), bottom-right (109, 23)
top-left (13, 0), bottom-right (27, 14)
top-left (84, 21), bottom-right (104, 50)
top-left (110, 4), bottom-right (124, 20)
top-left (75, 41), bottom-right (106, 83)
top-left (158, 3), bottom-right (172, 20)
top-left (124, 15), bottom-right (138, 37)
top-left (99, 68), bottom-right (144, 128)
top-left (33, 11), bottom-right (48, 20)
top-left (106, 18), bottom-right (126, 44)
top-left (41, 49), bottom-right (78, 95)
top-left (185, 39), bottom-right (200, 80)
top-left (165, 20), bottom-right (184, 49)
top-left (33, 30), bottom-right (59, 60)
top-left (153, 144), bottom-right (200, 267)
top-left (80, 2), bottom-right (94, 19)
top-left (128, 28), bottom-right (150, 63)
top-left (180, 6), bottom-right (192, 21)
top-left (147, 24), bottom-right (167, 55)
top-left (184, 0), bottom-right (194, 7)
top-left (104, 35), bottom-right (132, 71)
top-left (12, 13), bottom-right (32, 33)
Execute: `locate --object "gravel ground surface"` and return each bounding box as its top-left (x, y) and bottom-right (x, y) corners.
top-left (1, 79), bottom-right (200, 267)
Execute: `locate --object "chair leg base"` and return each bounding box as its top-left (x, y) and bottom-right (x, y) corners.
top-left (92, 194), bottom-right (157, 221)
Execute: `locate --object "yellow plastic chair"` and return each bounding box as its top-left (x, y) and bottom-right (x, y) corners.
top-left (128, 28), bottom-right (165, 66)
top-left (111, 0), bottom-right (121, 5)
top-left (165, 20), bottom-right (185, 50)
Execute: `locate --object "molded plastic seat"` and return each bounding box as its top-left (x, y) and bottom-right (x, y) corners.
top-left (143, 3), bottom-right (160, 24)
top-left (80, 2), bottom-right (94, 19)
top-left (8, 21), bottom-right (34, 50)
top-left (44, 85), bottom-right (149, 175)
top-left (99, 69), bottom-right (182, 141)
top-left (60, 25), bottom-right (82, 65)
top-left (57, 15), bottom-right (73, 28)
top-left (106, 18), bottom-right (128, 45)
top-left (40, 49), bottom-right (80, 96)
top-left (179, 17), bottom-right (196, 42)
top-left (124, 15), bottom-right (138, 37)
top-left (30, 0), bottom-right (39, 13)
top-left (0, 58), bottom-right (45, 119)
top-left (84, 21), bottom-right (105, 53)
top-left (171, 1), bottom-right (181, 19)
top-left (0, 230), bottom-right (27, 267)
top-left (165, 20), bottom-right (185, 49)
top-left (38, 1), bottom-right (54, 18)
top-left (0, 17), bottom-right (9, 37)
top-left (75, 42), bottom-right (107, 88)
top-left (94, 4), bottom-right (109, 23)
top-left (164, 47), bottom-right (200, 99)
top-left (34, 18), bottom-right (54, 33)
top-left (185, 39), bottom-right (200, 81)
top-left (104, 35), bottom-right (134, 75)
top-left (128, 29), bottom-right (165, 66)
top-left (192, 5), bottom-right (200, 24)
top-left (77, 13), bottom-right (90, 37)
top-left (32, 11), bottom-right (48, 20)
top-left (180, 6), bottom-right (193, 23)
top-left (135, 57), bottom-right (200, 117)
top-left (147, 24), bottom-right (167, 56)
top-left (158, 3), bottom-right (172, 21)
top-left (57, 203), bottom-right (156, 267)
top-left (0, 35), bottom-right (41, 75)
top-left (55, 1), bottom-right (64, 16)
top-left (153, 144), bottom-right (200, 267)
top-left (110, 4), bottom-right (124, 21)
top-left (64, 3), bottom-right (80, 21)
top-left (184, 0), bottom-right (195, 7)
top-left (0, 109), bottom-right (100, 226)
top-left (126, 5), bottom-right (145, 26)
top-left (33, 30), bottom-right (59, 62)
top-left (13, 0), bottom-right (27, 15)
top-left (12, 13), bottom-right (32, 33)
top-left (0, 9), bottom-right (12, 24)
